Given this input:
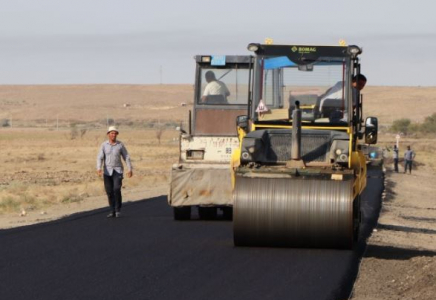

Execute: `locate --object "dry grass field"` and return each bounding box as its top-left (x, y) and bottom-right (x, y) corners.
top-left (0, 84), bottom-right (193, 128)
top-left (0, 85), bottom-right (195, 220)
top-left (1, 84), bottom-right (435, 299)
top-left (0, 128), bottom-right (178, 214)
top-left (362, 86), bottom-right (436, 125)
top-left (1, 84), bottom-right (435, 217)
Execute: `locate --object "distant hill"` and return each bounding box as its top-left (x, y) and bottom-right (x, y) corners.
top-left (363, 86), bottom-right (436, 126)
top-left (0, 85), bottom-right (435, 128)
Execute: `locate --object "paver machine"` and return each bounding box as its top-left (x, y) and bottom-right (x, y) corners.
top-left (232, 43), bottom-right (378, 248)
top-left (168, 55), bottom-right (253, 220)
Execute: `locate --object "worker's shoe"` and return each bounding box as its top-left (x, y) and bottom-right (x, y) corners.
top-left (107, 212), bottom-right (115, 218)
top-left (115, 212), bottom-right (121, 218)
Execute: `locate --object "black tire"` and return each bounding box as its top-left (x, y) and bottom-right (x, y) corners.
top-left (198, 207), bottom-right (217, 220)
top-left (222, 207), bottom-right (233, 220)
top-left (173, 206), bottom-right (191, 220)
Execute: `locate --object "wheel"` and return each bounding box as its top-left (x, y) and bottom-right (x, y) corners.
top-left (173, 206), bottom-right (191, 220)
top-left (222, 207), bottom-right (233, 220)
top-left (198, 207), bottom-right (217, 220)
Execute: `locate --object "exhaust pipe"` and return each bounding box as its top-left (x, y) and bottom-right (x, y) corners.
top-left (291, 101), bottom-right (302, 160)
top-left (287, 101), bottom-right (305, 169)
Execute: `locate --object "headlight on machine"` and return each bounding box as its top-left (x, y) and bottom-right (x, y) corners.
top-left (241, 152), bottom-right (251, 160)
top-left (338, 153), bottom-right (348, 162)
top-left (248, 146), bottom-right (256, 154)
top-left (240, 137), bottom-right (263, 163)
top-left (333, 148), bottom-right (348, 163)
top-left (187, 150), bottom-right (204, 160)
top-left (330, 140), bottom-right (350, 164)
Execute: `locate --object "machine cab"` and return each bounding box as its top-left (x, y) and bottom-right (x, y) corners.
top-left (179, 55), bottom-right (253, 163)
top-left (192, 55), bottom-right (253, 137)
top-left (169, 55), bottom-right (253, 216)
top-left (246, 44), bottom-right (363, 127)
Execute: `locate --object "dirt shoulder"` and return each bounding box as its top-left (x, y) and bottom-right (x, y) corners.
top-left (0, 183), bottom-right (168, 229)
top-left (351, 164), bottom-right (436, 300)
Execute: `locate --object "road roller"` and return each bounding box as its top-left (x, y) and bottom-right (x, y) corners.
top-left (168, 55), bottom-right (253, 220)
top-left (232, 43), bottom-right (378, 248)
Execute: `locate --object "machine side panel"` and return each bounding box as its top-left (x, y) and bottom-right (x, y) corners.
top-left (194, 109), bottom-right (247, 135)
top-left (169, 167), bottom-right (233, 206)
top-left (180, 136), bottom-right (240, 163)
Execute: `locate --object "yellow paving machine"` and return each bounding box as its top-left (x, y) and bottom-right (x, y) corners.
top-left (232, 43), bottom-right (378, 248)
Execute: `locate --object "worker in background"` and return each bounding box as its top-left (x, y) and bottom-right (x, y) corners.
top-left (393, 144), bottom-right (399, 173)
top-left (404, 145), bottom-right (416, 174)
top-left (319, 73), bottom-right (367, 122)
top-left (201, 71), bottom-right (230, 103)
top-left (96, 126), bottom-right (133, 218)
top-left (352, 74), bottom-right (367, 107)
top-left (352, 74), bottom-right (367, 92)
top-left (320, 74), bottom-right (367, 104)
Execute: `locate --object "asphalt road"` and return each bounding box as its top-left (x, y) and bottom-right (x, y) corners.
top-left (0, 168), bottom-right (383, 300)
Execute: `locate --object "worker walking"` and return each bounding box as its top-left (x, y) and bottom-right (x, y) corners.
top-left (96, 126), bottom-right (133, 218)
top-left (393, 145), bottom-right (399, 173)
top-left (403, 145), bottom-right (415, 174)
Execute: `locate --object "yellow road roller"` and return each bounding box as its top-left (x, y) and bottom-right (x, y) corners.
top-left (232, 43), bottom-right (378, 248)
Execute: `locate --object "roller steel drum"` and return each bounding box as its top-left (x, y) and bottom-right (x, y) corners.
top-left (233, 177), bottom-right (354, 248)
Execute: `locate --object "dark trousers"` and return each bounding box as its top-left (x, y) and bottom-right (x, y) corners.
top-left (404, 160), bottom-right (413, 174)
top-left (394, 158), bottom-right (399, 172)
top-left (104, 171), bottom-right (123, 212)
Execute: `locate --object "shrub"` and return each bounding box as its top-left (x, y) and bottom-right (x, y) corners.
top-left (1, 119), bottom-right (10, 127)
top-left (390, 118), bottom-right (412, 135)
top-left (155, 127), bottom-right (165, 145)
top-left (69, 124), bottom-right (79, 140)
top-left (420, 113), bottom-right (436, 133)
top-left (80, 128), bottom-right (88, 138)
top-left (61, 189), bottom-right (84, 203)
top-left (0, 196), bottom-right (20, 212)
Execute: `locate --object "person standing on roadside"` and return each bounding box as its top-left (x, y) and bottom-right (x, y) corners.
top-left (96, 126), bottom-right (133, 218)
top-left (404, 145), bottom-right (415, 174)
top-left (393, 144), bottom-right (399, 173)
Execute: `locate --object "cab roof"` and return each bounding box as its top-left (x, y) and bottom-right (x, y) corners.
top-left (249, 44), bottom-right (361, 63)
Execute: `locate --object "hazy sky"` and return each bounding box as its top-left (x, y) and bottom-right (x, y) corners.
top-left (1, 0), bottom-right (435, 86)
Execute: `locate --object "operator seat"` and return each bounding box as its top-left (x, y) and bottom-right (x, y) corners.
top-left (319, 98), bottom-right (344, 118)
top-left (205, 95), bottom-right (228, 104)
top-left (288, 94), bottom-right (321, 121)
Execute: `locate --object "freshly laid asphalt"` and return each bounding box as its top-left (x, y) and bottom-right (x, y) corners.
top-left (0, 168), bottom-right (384, 300)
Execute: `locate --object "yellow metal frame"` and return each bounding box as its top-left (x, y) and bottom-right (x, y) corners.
top-left (231, 123), bottom-right (367, 196)
top-left (253, 124), bottom-right (351, 133)
top-left (349, 131), bottom-right (368, 199)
